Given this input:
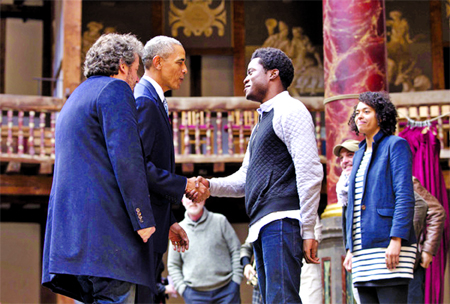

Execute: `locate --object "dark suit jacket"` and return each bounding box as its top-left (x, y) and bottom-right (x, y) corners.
top-left (42, 76), bottom-right (156, 300)
top-left (134, 77), bottom-right (186, 254)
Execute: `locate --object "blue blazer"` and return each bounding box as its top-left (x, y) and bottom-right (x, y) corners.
top-left (345, 131), bottom-right (416, 251)
top-left (134, 78), bottom-right (187, 254)
top-left (42, 77), bottom-right (156, 299)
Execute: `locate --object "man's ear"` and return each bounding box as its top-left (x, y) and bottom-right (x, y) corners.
top-left (153, 55), bottom-right (162, 70)
top-left (269, 69), bottom-right (279, 80)
top-left (118, 60), bottom-right (127, 74)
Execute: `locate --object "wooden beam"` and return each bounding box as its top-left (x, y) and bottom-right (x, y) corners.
top-left (0, 94), bottom-right (64, 111)
top-left (429, 0), bottom-right (445, 90)
top-left (232, 0), bottom-right (245, 96)
top-left (0, 175), bottom-right (53, 195)
top-left (62, 0), bottom-right (82, 98)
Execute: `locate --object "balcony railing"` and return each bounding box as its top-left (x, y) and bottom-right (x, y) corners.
top-left (1, 91), bottom-right (449, 174)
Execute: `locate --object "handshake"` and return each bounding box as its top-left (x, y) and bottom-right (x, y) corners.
top-left (185, 176), bottom-right (210, 203)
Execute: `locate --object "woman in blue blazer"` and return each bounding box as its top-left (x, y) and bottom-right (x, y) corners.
top-left (343, 92), bottom-right (416, 303)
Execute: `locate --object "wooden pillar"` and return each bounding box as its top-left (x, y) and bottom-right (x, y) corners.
top-left (62, 0), bottom-right (82, 99)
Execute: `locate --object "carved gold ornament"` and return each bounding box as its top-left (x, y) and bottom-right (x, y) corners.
top-left (169, 0), bottom-right (227, 37)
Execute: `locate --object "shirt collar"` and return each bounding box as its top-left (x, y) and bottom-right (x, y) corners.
top-left (256, 91), bottom-right (289, 116)
top-left (143, 75), bottom-right (165, 103)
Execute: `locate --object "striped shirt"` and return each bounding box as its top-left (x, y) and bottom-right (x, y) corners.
top-left (352, 150), bottom-right (416, 283)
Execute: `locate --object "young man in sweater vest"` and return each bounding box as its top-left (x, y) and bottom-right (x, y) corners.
top-left (167, 196), bottom-right (242, 303)
top-left (196, 47), bottom-right (323, 303)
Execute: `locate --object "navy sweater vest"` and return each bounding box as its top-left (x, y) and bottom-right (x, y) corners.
top-left (245, 109), bottom-right (300, 225)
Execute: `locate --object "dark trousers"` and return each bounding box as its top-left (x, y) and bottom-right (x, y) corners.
top-left (253, 218), bottom-right (303, 304)
top-left (76, 276), bottom-right (135, 304)
top-left (407, 266), bottom-right (425, 304)
top-left (182, 280), bottom-right (241, 304)
top-left (358, 284), bottom-right (409, 304)
top-left (135, 252), bottom-right (164, 304)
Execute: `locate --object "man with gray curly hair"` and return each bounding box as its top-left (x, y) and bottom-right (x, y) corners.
top-left (42, 33), bottom-right (157, 303)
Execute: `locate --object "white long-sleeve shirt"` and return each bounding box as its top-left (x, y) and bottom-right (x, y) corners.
top-left (210, 91), bottom-right (323, 242)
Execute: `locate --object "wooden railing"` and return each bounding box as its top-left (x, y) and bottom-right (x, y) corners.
top-left (0, 95), bottom-right (64, 174)
top-left (1, 91), bottom-right (449, 174)
top-left (168, 96), bottom-right (325, 166)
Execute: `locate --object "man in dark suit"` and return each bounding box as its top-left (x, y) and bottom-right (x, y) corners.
top-left (42, 33), bottom-right (156, 303)
top-left (134, 35), bottom-right (209, 302)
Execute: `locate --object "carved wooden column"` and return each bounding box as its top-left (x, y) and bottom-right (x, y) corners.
top-left (320, 1), bottom-right (387, 303)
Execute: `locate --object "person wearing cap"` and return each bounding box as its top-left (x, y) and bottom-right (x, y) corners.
top-left (333, 139), bottom-right (360, 207)
top-left (334, 139), bottom-right (361, 304)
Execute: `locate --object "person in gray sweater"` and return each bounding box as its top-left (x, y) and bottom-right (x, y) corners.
top-left (167, 196), bottom-right (243, 303)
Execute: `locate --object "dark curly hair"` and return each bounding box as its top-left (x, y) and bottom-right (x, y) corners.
top-left (348, 91), bottom-right (398, 136)
top-left (84, 33), bottom-right (143, 78)
top-left (251, 47), bottom-right (294, 90)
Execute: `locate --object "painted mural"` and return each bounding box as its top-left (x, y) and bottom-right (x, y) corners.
top-left (245, 1), bottom-right (324, 97)
top-left (385, 1), bottom-right (433, 92)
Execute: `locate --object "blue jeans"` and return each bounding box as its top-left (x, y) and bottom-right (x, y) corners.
top-left (358, 284), bottom-right (408, 304)
top-left (253, 218), bottom-right (303, 304)
top-left (76, 276), bottom-right (136, 304)
top-left (407, 266), bottom-right (425, 303)
top-left (182, 280), bottom-right (241, 303)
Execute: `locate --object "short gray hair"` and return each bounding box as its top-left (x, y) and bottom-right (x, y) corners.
top-left (84, 33), bottom-right (144, 78)
top-left (142, 36), bottom-right (183, 70)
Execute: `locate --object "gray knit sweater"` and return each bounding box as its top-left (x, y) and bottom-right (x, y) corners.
top-left (167, 208), bottom-right (243, 296)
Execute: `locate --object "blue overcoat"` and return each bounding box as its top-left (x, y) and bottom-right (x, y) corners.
top-left (42, 76), bottom-right (156, 300)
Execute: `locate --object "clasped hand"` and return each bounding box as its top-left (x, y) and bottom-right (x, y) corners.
top-left (185, 176), bottom-right (210, 202)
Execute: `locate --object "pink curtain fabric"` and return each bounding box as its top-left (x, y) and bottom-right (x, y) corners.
top-left (399, 125), bottom-right (449, 304)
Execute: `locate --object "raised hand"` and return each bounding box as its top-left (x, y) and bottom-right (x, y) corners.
top-left (169, 222), bottom-right (189, 252)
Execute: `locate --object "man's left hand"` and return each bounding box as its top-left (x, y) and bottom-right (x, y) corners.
top-left (303, 238), bottom-right (320, 264)
top-left (169, 222), bottom-right (189, 252)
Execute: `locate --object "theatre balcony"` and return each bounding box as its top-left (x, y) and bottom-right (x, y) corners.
top-left (1, 91), bottom-right (449, 196)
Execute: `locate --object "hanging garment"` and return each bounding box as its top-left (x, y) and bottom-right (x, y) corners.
top-left (399, 124), bottom-right (449, 304)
